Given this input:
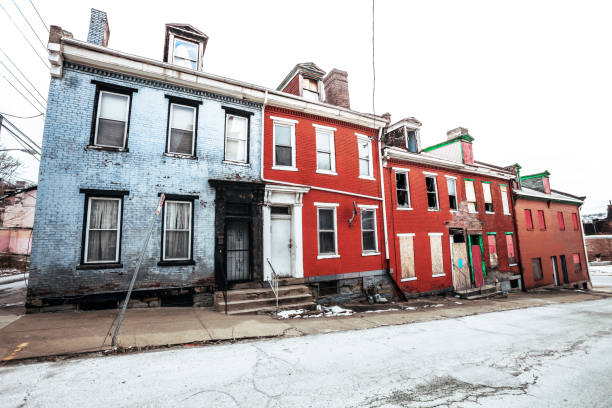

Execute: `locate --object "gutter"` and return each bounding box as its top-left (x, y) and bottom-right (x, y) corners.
top-left (511, 195), bottom-right (526, 291)
top-left (377, 127), bottom-right (390, 264)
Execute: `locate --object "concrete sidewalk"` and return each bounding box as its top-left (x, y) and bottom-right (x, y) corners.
top-left (0, 290), bottom-right (609, 363)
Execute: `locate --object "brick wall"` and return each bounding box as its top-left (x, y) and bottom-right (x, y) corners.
top-left (28, 63), bottom-right (262, 301)
top-left (281, 74), bottom-right (300, 96)
top-left (585, 236), bottom-right (612, 261)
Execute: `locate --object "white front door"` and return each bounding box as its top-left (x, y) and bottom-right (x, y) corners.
top-left (270, 210), bottom-right (292, 277)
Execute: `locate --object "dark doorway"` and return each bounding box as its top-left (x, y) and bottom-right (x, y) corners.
top-left (226, 220), bottom-right (251, 282)
top-left (560, 255), bottom-right (569, 284)
top-left (551, 256), bottom-right (560, 286)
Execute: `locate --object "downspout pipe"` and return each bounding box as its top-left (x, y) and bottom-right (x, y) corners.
top-left (510, 190), bottom-right (526, 291)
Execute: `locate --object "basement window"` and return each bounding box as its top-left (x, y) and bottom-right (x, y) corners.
top-left (317, 281), bottom-right (338, 296)
top-left (425, 174), bottom-right (439, 210)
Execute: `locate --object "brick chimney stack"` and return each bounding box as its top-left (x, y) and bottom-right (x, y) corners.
top-left (87, 9), bottom-right (110, 47)
top-left (323, 69), bottom-right (350, 109)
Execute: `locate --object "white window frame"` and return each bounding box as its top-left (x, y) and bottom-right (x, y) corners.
top-left (313, 124), bottom-right (337, 175)
top-left (445, 175), bottom-right (458, 212)
top-left (84, 197), bottom-right (122, 264)
top-left (94, 90), bottom-right (130, 149)
top-left (428, 232), bottom-right (445, 277)
top-left (424, 172), bottom-right (439, 211)
top-left (500, 184), bottom-right (511, 215)
top-left (315, 202), bottom-right (339, 259)
top-left (356, 133), bottom-right (375, 180)
top-left (394, 168), bottom-right (412, 210)
top-left (271, 117), bottom-right (298, 171)
top-left (167, 103), bottom-right (197, 156)
top-left (359, 204), bottom-right (380, 256)
top-left (482, 182), bottom-right (495, 214)
top-left (162, 200), bottom-right (193, 261)
top-left (171, 36), bottom-right (200, 70)
top-left (224, 113), bottom-right (248, 164)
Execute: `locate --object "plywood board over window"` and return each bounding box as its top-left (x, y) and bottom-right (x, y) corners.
top-left (398, 234), bottom-right (415, 280)
top-left (429, 233), bottom-right (444, 276)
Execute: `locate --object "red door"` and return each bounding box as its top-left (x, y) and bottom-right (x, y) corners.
top-left (472, 245), bottom-right (484, 287)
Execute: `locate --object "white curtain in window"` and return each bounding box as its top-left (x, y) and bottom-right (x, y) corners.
top-left (165, 201), bottom-right (191, 260)
top-left (87, 198), bottom-right (119, 262)
top-left (100, 92), bottom-right (128, 121)
top-left (447, 178), bottom-right (457, 196)
top-left (225, 115), bottom-right (247, 162)
top-left (171, 105), bottom-right (195, 131)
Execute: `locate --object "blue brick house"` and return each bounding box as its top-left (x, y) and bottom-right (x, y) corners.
top-left (28, 12), bottom-right (264, 309)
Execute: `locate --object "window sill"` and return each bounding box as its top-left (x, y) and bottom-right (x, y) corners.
top-left (272, 165), bottom-right (298, 172)
top-left (432, 273), bottom-right (446, 278)
top-left (317, 254), bottom-right (340, 260)
top-left (316, 170), bottom-right (338, 175)
top-left (485, 212), bottom-right (495, 215)
top-left (509, 264), bottom-right (518, 267)
top-left (157, 260), bottom-right (196, 267)
top-left (358, 175), bottom-right (376, 181)
top-left (361, 251), bottom-right (380, 257)
top-left (397, 207), bottom-right (413, 211)
top-left (503, 212), bottom-right (511, 216)
top-left (468, 211), bottom-right (479, 214)
top-left (401, 277), bottom-right (417, 282)
top-left (223, 160), bottom-right (250, 167)
top-left (427, 208), bottom-right (440, 212)
top-left (450, 209), bottom-right (458, 213)
top-left (164, 152), bottom-right (198, 160)
top-left (76, 263), bottom-right (123, 270)
top-left (86, 145), bottom-right (128, 153)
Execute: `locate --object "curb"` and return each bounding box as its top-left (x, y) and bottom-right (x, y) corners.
top-left (0, 273), bottom-right (28, 285)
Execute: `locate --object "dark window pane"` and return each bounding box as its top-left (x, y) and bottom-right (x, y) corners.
top-left (485, 203), bottom-right (494, 212)
top-left (426, 177), bottom-right (435, 192)
top-left (407, 131), bottom-right (417, 152)
top-left (361, 211), bottom-right (374, 230)
top-left (165, 231), bottom-right (190, 259)
top-left (87, 230), bottom-right (117, 262)
top-left (427, 192), bottom-right (438, 209)
top-left (396, 173), bottom-right (407, 189)
top-left (169, 129), bottom-right (193, 155)
top-left (275, 145), bottom-right (292, 166)
top-left (97, 119), bottom-right (125, 147)
top-left (362, 231), bottom-right (376, 251)
top-left (449, 195), bottom-right (458, 210)
top-left (318, 209), bottom-right (334, 230)
top-left (397, 190), bottom-right (409, 207)
top-left (271, 206), bottom-right (290, 215)
top-left (319, 231), bottom-right (335, 254)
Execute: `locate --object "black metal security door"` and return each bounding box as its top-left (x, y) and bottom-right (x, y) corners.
top-left (225, 220), bottom-right (251, 282)
top-left (560, 255), bottom-right (569, 284)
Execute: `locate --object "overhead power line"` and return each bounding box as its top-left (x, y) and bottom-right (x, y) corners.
top-left (0, 2), bottom-right (49, 69)
top-left (1, 115), bottom-right (42, 151)
top-left (10, 0), bottom-right (47, 51)
top-left (0, 72), bottom-right (44, 115)
top-left (0, 47), bottom-right (48, 103)
top-left (0, 123), bottom-right (41, 161)
top-left (27, 0), bottom-right (48, 33)
top-left (0, 60), bottom-right (47, 108)
top-left (0, 111), bottom-right (42, 119)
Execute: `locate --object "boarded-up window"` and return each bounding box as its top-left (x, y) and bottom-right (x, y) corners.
top-left (487, 234), bottom-right (498, 268)
top-left (573, 253), bottom-right (582, 272)
top-left (525, 209), bottom-right (533, 230)
top-left (398, 234), bottom-right (415, 280)
top-left (532, 257), bottom-right (543, 280)
top-left (558, 212), bottom-right (565, 230)
top-left (537, 210), bottom-right (546, 230)
top-left (500, 185), bottom-right (510, 215)
top-left (465, 179), bottom-right (477, 212)
top-left (396, 172), bottom-right (411, 208)
top-left (572, 213), bottom-right (579, 230)
top-left (506, 234), bottom-right (516, 264)
top-left (429, 233), bottom-right (444, 275)
top-left (482, 183), bottom-right (494, 213)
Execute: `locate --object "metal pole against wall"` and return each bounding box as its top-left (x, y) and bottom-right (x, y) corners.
top-left (111, 194), bottom-right (165, 347)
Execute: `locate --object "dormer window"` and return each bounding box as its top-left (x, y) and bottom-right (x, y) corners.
top-left (302, 77), bottom-right (320, 101)
top-left (172, 38), bottom-right (199, 69)
top-left (407, 130), bottom-right (417, 153)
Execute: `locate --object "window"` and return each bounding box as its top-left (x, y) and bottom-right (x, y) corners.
top-left (425, 174), bottom-right (439, 210)
top-left (406, 130), bottom-right (417, 153)
top-left (429, 233), bottom-right (444, 276)
top-left (84, 197), bottom-right (122, 264)
top-left (464, 179), bottom-right (477, 212)
top-left (532, 257), bottom-right (543, 280)
top-left (167, 103), bottom-right (196, 155)
top-left (572, 213), bottom-right (579, 230)
top-left (273, 120), bottom-right (296, 169)
top-left (172, 37), bottom-right (199, 69)
top-left (447, 177), bottom-right (458, 211)
top-left (558, 212), bottom-right (565, 230)
top-left (573, 253), bottom-right (582, 272)
top-left (525, 209), bottom-right (534, 230)
top-left (302, 77), bottom-right (320, 101)
top-left (315, 127), bottom-right (336, 173)
top-left (396, 171), bottom-right (411, 208)
top-left (398, 233), bottom-right (416, 281)
top-left (162, 201), bottom-right (192, 261)
top-left (316, 205), bottom-right (338, 257)
top-left (500, 184), bottom-right (510, 215)
top-left (94, 91), bottom-right (130, 149)
top-left (357, 135), bottom-right (373, 178)
top-left (487, 234), bottom-right (498, 268)
top-left (537, 210), bottom-right (546, 230)
top-left (360, 208), bottom-right (378, 254)
top-left (482, 183), bottom-right (494, 213)
top-left (224, 113), bottom-right (248, 163)
top-left (505, 233), bottom-right (516, 265)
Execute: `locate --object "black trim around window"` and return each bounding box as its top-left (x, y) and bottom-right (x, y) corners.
top-left (164, 95), bottom-right (201, 158)
top-left (78, 189), bottom-right (129, 269)
top-left (158, 193), bottom-right (198, 266)
top-left (89, 80), bottom-right (137, 151)
top-left (222, 106), bottom-right (252, 164)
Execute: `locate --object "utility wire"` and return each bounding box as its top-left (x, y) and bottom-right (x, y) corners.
top-left (0, 60), bottom-right (46, 108)
top-left (0, 123), bottom-right (41, 160)
top-left (10, 0), bottom-right (47, 51)
top-left (0, 47), bottom-right (48, 103)
top-left (1, 115), bottom-right (42, 151)
top-left (27, 0), bottom-right (48, 33)
top-left (372, 0), bottom-right (376, 120)
top-left (0, 72), bottom-right (44, 115)
top-left (0, 111), bottom-right (42, 119)
top-left (0, 2), bottom-right (49, 69)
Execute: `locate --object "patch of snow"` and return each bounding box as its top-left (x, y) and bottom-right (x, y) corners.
top-left (324, 306), bottom-right (353, 316)
top-left (403, 306), bottom-right (417, 311)
top-left (363, 308), bottom-right (400, 313)
top-left (455, 302), bottom-right (463, 305)
top-left (277, 309), bottom-right (305, 319)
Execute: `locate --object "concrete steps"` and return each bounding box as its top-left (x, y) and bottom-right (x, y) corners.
top-left (456, 284), bottom-right (500, 300)
top-left (214, 285), bottom-right (315, 315)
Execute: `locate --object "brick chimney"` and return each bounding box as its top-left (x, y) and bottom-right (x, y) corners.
top-left (323, 69), bottom-right (350, 109)
top-left (87, 9), bottom-right (110, 47)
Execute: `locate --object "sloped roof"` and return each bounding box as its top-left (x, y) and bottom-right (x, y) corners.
top-left (165, 24), bottom-right (208, 39)
top-left (277, 62), bottom-right (326, 91)
top-left (513, 186), bottom-right (583, 205)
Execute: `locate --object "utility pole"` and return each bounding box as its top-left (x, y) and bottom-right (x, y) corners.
top-left (111, 194), bottom-right (165, 347)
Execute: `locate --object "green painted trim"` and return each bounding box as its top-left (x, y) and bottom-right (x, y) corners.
top-left (467, 235), bottom-right (474, 283)
top-left (505, 232), bottom-right (514, 235)
top-left (520, 171), bottom-right (551, 181)
top-left (482, 181), bottom-right (492, 184)
top-left (464, 178), bottom-right (475, 181)
top-left (422, 134), bottom-right (474, 152)
top-left (499, 183), bottom-right (508, 187)
top-left (479, 236), bottom-right (486, 279)
top-left (486, 232), bottom-right (497, 235)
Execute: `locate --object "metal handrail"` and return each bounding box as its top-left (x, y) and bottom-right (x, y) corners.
top-left (266, 258), bottom-right (279, 311)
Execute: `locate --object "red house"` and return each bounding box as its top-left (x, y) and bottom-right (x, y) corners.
top-left (382, 122), bottom-right (520, 296)
top-left (512, 171), bottom-right (590, 289)
top-left (262, 63), bottom-right (390, 301)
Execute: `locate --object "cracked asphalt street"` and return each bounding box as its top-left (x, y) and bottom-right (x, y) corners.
top-left (1, 298), bottom-right (611, 407)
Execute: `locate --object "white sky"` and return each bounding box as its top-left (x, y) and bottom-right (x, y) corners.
top-left (0, 0), bottom-right (610, 212)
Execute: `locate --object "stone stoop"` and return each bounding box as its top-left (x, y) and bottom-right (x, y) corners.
top-left (456, 284), bottom-right (501, 300)
top-left (214, 285), bottom-right (315, 315)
